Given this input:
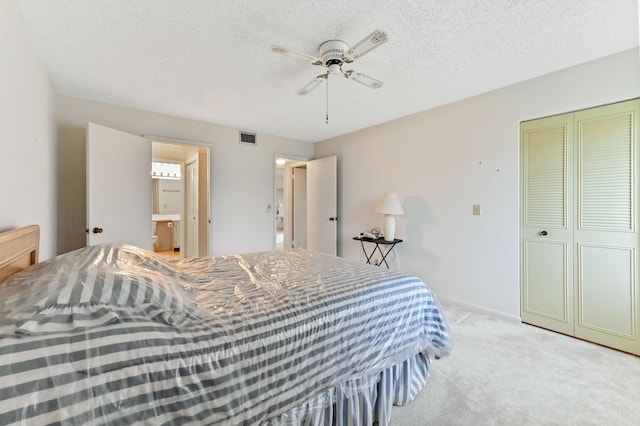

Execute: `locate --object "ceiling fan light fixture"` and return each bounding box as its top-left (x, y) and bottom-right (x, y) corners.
top-left (328, 63), bottom-right (341, 75)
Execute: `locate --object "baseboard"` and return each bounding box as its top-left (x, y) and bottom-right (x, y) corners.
top-left (438, 296), bottom-right (522, 324)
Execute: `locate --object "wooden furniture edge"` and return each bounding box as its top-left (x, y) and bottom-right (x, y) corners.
top-left (0, 225), bottom-right (40, 283)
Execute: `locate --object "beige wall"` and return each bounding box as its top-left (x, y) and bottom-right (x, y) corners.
top-left (315, 48), bottom-right (640, 319)
top-left (0, 0), bottom-right (57, 259)
top-left (56, 96), bottom-right (314, 256)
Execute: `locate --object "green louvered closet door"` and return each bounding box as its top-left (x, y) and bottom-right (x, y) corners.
top-left (521, 99), bottom-right (640, 355)
top-left (521, 113), bottom-right (575, 336)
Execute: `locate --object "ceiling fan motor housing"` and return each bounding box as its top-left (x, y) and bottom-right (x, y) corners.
top-left (319, 40), bottom-right (349, 68)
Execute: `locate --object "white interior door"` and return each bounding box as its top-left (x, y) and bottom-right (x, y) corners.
top-left (185, 159), bottom-right (199, 258)
top-left (292, 167), bottom-right (307, 248)
top-left (283, 166), bottom-right (294, 250)
top-left (86, 122), bottom-right (152, 249)
top-left (307, 156), bottom-right (337, 255)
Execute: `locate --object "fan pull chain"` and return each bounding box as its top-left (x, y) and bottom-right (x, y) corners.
top-left (326, 75), bottom-right (329, 124)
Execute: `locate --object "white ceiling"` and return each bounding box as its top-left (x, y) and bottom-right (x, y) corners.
top-left (13, 0), bottom-right (639, 143)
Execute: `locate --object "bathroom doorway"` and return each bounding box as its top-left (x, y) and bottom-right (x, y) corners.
top-left (152, 140), bottom-right (210, 259)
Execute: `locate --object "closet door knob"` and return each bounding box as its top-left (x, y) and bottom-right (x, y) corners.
top-left (92, 227), bottom-right (104, 234)
top-left (540, 230), bottom-right (548, 236)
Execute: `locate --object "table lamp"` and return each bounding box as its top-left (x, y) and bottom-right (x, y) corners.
top-left (374, 192), bottom-right (404, 241)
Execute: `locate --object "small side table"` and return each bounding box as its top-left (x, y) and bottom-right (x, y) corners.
top-left (353, 236), bottom-right (403, 268)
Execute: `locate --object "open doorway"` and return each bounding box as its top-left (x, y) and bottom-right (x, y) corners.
top-left (152, 141), bottom-right (210, 259)
top-left (274, 155), bottom-right (338, 255)
top-left (275, 155), bottom-right (310, 250)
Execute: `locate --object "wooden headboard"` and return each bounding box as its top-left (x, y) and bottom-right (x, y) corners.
top-left (0, 225), bottom-right (40, 283)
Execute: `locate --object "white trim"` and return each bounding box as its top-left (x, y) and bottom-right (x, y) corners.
top-left (142, 134), bottom-right (211, 147)
top-left (439, 296), bottom-right (522, 323)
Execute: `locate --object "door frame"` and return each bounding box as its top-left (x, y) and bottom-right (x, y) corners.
top-left (147, 135), bottom-right (211, 257)
top-left (273, 153), bottom-right (311, 250)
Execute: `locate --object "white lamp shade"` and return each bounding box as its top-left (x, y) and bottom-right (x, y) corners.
top-left (374, 193), bottom-right (404, 215)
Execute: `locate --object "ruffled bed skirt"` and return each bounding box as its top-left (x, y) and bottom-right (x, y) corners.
top-left (268, 352), bottom-right (432, 426)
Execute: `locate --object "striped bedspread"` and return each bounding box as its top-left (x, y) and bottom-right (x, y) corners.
top-left (0, 244), bottom-right (451, 425)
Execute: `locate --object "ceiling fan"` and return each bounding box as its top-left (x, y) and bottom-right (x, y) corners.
top-left (272, 29), bottom-right (389, 96)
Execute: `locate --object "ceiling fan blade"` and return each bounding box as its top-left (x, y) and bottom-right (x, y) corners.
top-left (344, 70), bottom-right (383, 89)
top-left (346, 29), bottom-right (388, 60)
top-left (272, 45), bottom-right (323, 66)
top-left (297, 74), bottom-right (328, 95)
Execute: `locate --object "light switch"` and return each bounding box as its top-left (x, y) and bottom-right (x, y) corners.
top-left (473, 204), bottom-right (481, 215)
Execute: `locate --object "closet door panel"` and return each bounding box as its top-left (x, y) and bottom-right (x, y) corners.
top-left (574, 100), bottom-right (640, 354)
top-left (577, 111), bottom-right (633, 231)
top-left (577, 244), bottom-right (635, 336)
top-left (520, 114), bottom-right (574, 335)
top-left (522, 240), bottom-right (570, 323)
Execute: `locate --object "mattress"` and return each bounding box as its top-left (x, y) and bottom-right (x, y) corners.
top-left (0, 244), bottom-right (451, 425)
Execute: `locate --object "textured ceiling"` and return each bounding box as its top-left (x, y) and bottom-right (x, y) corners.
top-left (13, 0), bottom-right (640, 143)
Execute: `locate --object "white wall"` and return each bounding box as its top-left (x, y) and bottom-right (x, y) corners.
top-left (0, 0), bottom-right (57, 260)
top-left (56, 96), bottom-right (314, 256)
top-left (315, 48), bottom-right (640, 319)
top-left (157, 178), bottom-right (182, 214)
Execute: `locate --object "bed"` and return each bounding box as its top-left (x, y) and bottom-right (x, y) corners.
top-left (0, 225), bottom-right (451, 425)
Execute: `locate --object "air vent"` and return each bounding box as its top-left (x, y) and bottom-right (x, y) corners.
top-left (239, 131), bottom-right (257, 146)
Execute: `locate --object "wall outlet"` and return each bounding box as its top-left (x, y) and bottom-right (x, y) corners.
top-left (473, 204), bottom-right (481, 215)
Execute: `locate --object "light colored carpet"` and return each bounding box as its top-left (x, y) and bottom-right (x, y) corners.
top-left (392, 304), bottom-right (640, 425)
